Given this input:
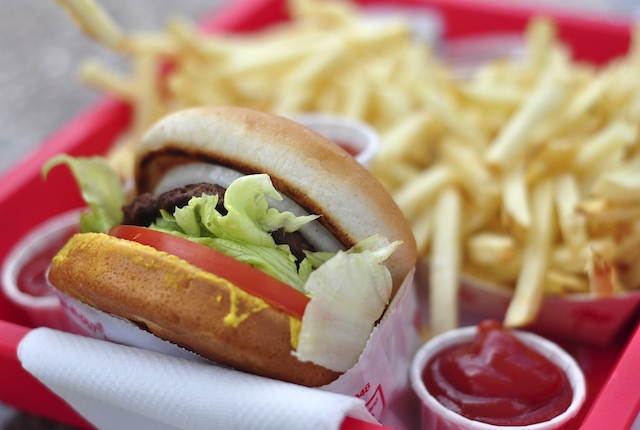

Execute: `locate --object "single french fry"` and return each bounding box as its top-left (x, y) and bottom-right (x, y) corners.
top-left (577, 198), bottom-right (640, 226)
top-left (369, 85), bottom-right (413, 130)
top-left (551, 68), bottom-right (610, 135)
top-left (461, 80), bottom-right (523, 106)
top-left (591, 162), bottom-right (640, 202)
top-left (545, 270), bottom-right (589, 294)
top-left (52, 0), bottom-right (127, 52)
top-left (467, 233), bottom-right (520, 266)
top-left (504, 179), bottom-right (555, 327)
top-left (551, 244), bottom-right (589, 274)
top-left (525, 17), bottom-right (556, 74)
top-left (392, 164), bottom-right (456, 221)
top-left (573, 119), bottom-right (637, 175)
top-left (221, 36), bottom-right (316, 77)
top-left (421, 87), bottom-right (486, 149)
top-left (372, 160), bottom-right (421, 192)
top-left (441, 139), bottom-right (499, 207)
top-left (461, 193), bottom-right (501, 236)
top-left (554, 174), bottom-right (587, 250)
top-left (314, 82), bottom-right (342, 113)
top-left (338, 69), bottom-right (371, 120)
top-left (485, 72), bottom-right (567, 171)
top-left (274, 38), bottom-right (346, 113)
top-left (79, 60), bottom-right (133, 101)
top-left (501, 162), bottom-right (530, 239)
top-left (429, 187), bottom-right (462, 335)
top-left (130, 50), bottom-right (164, 140)
top-left (127, 32), bottom-right (181, 57)
top-left (377, 111), bottom-right (440, 166)
top-left (526, 137), bottom-right (579, 183)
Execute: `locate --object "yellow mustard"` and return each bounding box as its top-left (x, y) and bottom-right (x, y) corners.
top-left (222, 284), bottom-right (269, 328)
top-left (289, 316), bottom-right (301, 350)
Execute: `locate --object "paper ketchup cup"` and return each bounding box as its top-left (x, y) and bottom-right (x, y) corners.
top-left (410, 325), bottom-right (586, 430)
top-left (288, 113), bottom-right (380, 168)
top-left (1, 210), bottom-right (82, 332)
top-left (1, 210), bottom-right (226, 360)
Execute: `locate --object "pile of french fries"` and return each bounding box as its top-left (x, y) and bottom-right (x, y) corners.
top-left (53, 0), bottom-right (445, 176)
top-left (396, 20), bottom-right (640, 335)
top-left (53, 0), bottom-right (640, 335)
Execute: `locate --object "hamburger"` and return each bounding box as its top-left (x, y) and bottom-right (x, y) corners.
top-left (44, 105), bottom-right (417, 387)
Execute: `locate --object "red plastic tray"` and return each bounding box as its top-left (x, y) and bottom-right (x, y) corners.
top-left (0, 0), bottom-right (637, 429)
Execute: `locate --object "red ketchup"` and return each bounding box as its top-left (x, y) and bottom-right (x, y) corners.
top-left (422, 320), bottom-right (573, 426)
top-left (17, 225), bottom-right (79, 297)
top-left (334, 140), bottom-right (360, 157)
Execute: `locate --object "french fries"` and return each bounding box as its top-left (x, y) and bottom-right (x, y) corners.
top-left (52, 0), bottom-right (640, 335)
top-left (422, 18), bottom-right (640, 332)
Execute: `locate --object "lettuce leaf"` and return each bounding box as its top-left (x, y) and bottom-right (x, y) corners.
top-left (294, 236), bottom-right (401, 372)
top-left (42, 155), bottom-right (126, 233)
top-left (149, 175), bottom-right (324, 291)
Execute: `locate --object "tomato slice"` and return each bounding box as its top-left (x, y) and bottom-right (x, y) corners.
top-left (109, 225), bottom-right (309, 319)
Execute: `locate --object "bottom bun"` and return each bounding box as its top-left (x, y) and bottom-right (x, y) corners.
top-left (48, 232), bottom-right (341, 387)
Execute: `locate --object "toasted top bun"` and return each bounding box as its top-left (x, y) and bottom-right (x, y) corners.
top-left (49, 232), bottom-right (341, 387)
top-left (135, 105), bottom-right (417, 295)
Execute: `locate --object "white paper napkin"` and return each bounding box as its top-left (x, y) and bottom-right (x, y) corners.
top-left (17, 327), bottom-right (378, 430)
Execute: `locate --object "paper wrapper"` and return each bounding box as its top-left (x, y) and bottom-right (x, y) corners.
top-left (1, 210), bottom-right (83, 333)
top-left (323, 268), bottom-right (423, 429)
top-left (56, 268), bottom-right (423, 428)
